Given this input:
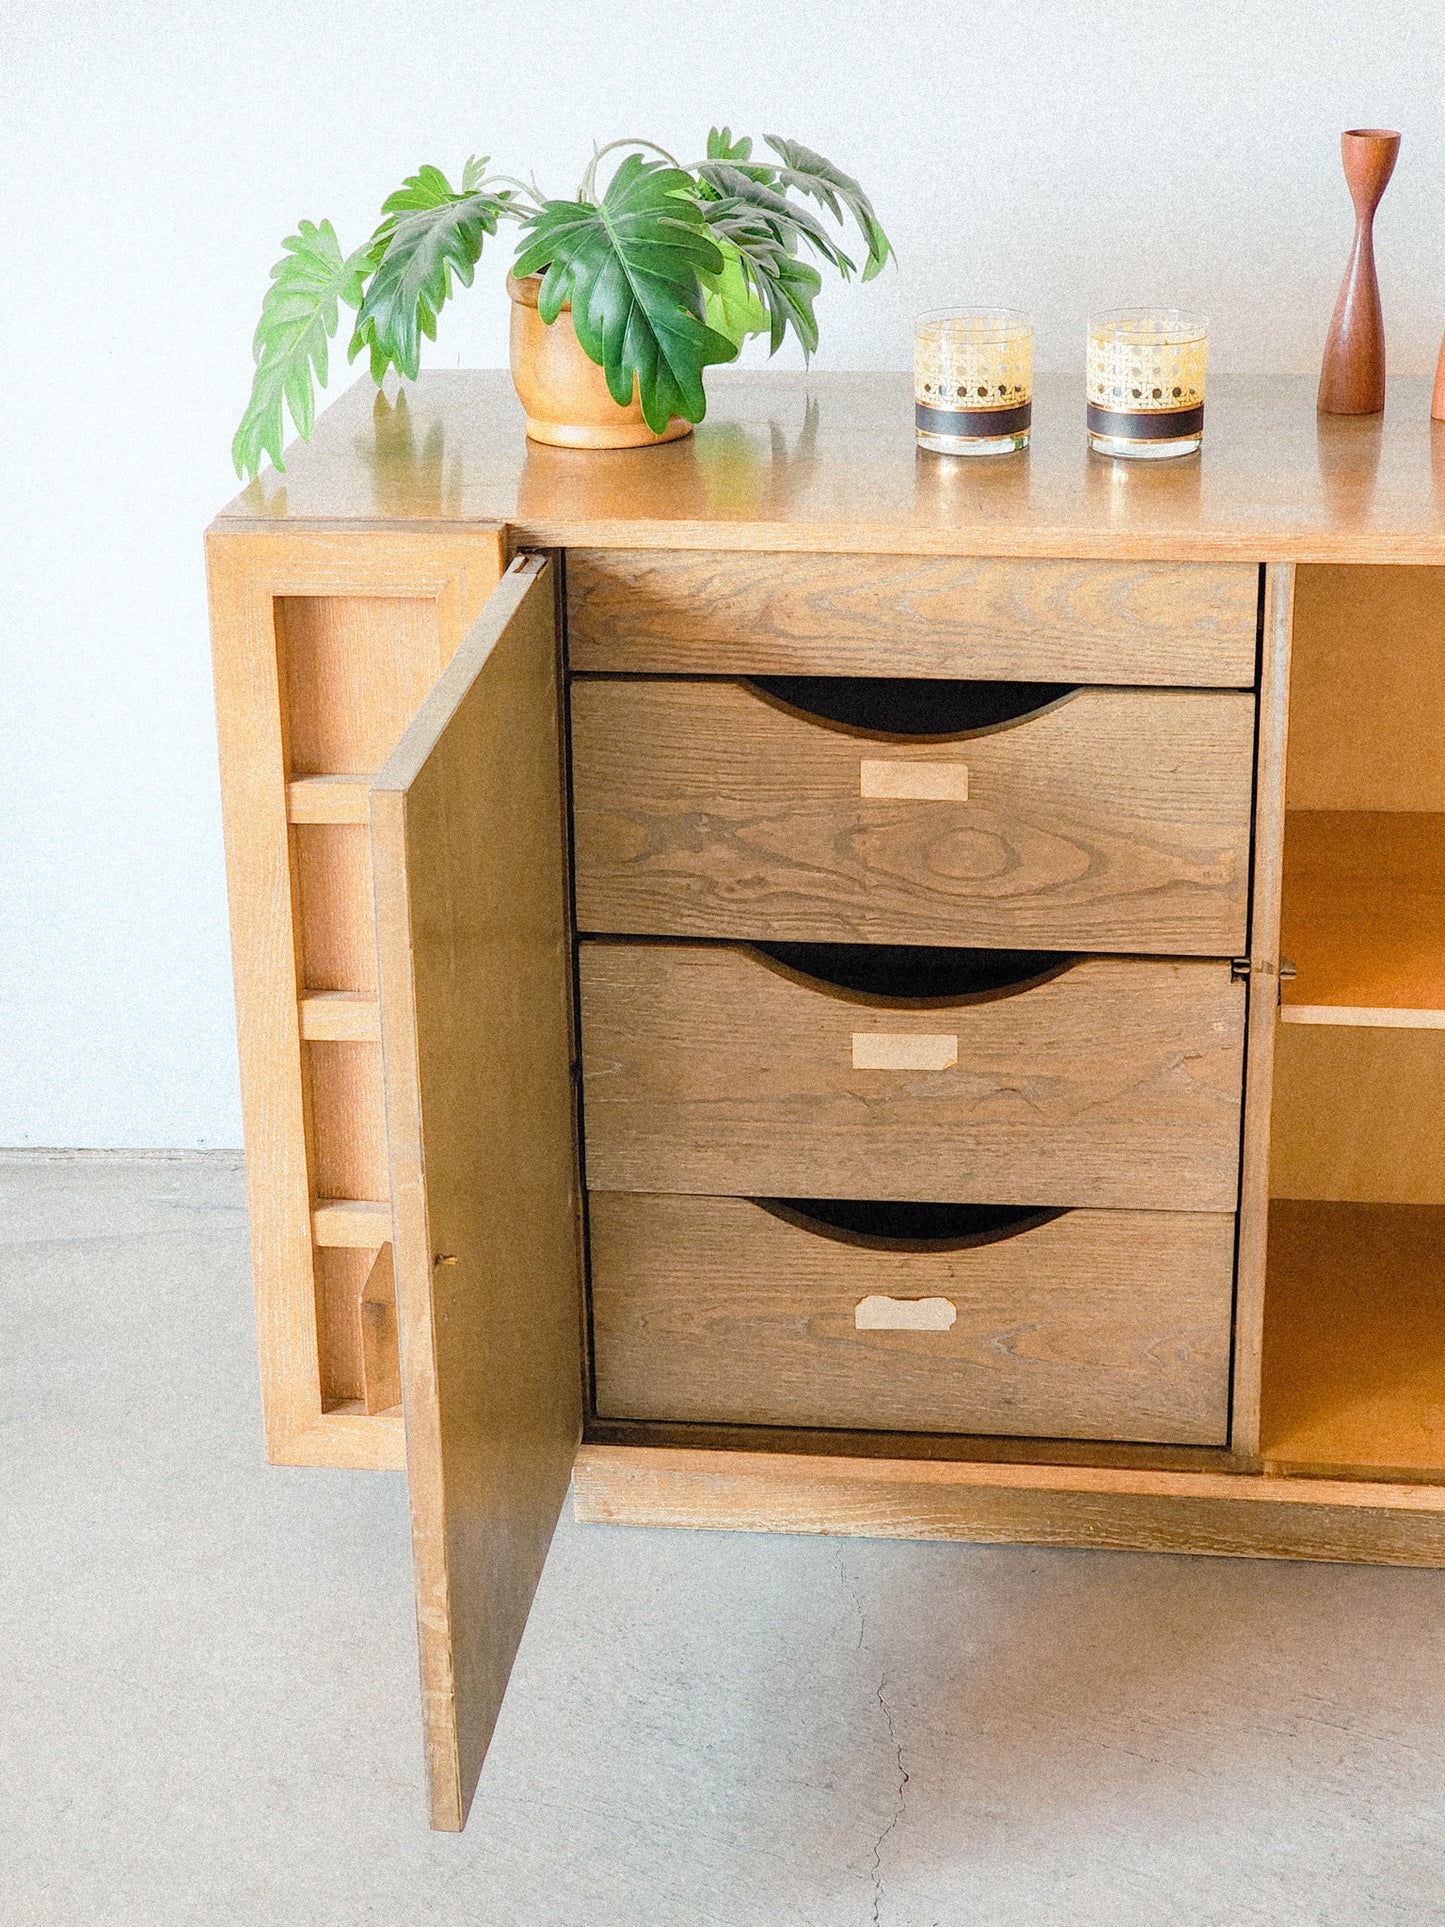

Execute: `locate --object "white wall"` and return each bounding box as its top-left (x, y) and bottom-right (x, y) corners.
top-left (3, 0), bottom-right (1442, 1146)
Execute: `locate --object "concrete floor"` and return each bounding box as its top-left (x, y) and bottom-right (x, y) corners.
top-left (5, 1157), bottom-right (1445, 1926)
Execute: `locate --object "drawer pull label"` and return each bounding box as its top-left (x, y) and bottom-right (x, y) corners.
top-left (852, 1032), bottom-right (958, 1071)
top-left (855, 1295), bottom-right (959, 1332)
top-left (860, 759), bottom-right (969, 801)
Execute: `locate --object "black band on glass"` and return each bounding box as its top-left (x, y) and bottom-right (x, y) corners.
top-left (1086, 402), bottom-right (1205, 441)
top-left (916, 400), bottom-right (1032, 438)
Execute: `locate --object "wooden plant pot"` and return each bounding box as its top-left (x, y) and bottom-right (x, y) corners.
top-left (507, 272), bottom-right (693, 449)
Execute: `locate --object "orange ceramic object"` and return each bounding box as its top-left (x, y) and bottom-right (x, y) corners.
top-left (507, 273), bottom-right (693, 448)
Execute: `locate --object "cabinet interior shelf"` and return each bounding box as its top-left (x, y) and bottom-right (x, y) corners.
top-left (312, 1199), bottom-right (391, 1247)
top-left (1279, 809), bottom-right (1445, 1027)
top-left (1262, 1199), bottom-right (1445, 1479)
top-left (300, 992), bottom-right (381, 1042)
top-left (286, 775), bottom-right (374, 824)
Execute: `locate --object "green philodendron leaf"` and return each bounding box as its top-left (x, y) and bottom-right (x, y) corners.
top-left (698, 167), bottom-right (835, 356)
top-left (700, 127), bottom-right (776, 189)
top-left (707, 214), bottom-right (822, 354)
top-left (513, 154), bottom-right (739, 432)
top-left (350, 164), bottom-right (515, 380)
top-left (755, 249), bottom-right (824, 357)
top-left (763, 135), bottom-right (892, 279)
top-left (697, 162), bottom-right (856, 275)
top-left (232, 218), bottom-right (370, 480)
top-left (706, 126), bottom-right (752, 162)
top-left (700, 238), bottom-right (768, 346)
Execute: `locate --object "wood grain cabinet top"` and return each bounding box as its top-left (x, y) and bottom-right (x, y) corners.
top-left (216, 371), bottom-right (1445, 566)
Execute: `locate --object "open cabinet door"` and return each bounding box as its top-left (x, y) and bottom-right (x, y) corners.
top-left (370, 553), bottom-right (583, 1831)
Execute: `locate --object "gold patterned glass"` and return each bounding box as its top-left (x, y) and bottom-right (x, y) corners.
top-left (1086, 308), bottom-right (1208, 458)
top-left (915, 308), bottom-right (1033, 456)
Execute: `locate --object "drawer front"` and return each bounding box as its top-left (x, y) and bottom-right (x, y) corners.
top-left (590, 1192), bottom-right (1235, 1445)
top-left (579, 943), bottom-right (1245, 1212)
top-left (567, 549), bottom-right (1260, 687)
top-left (572, 679), bottom-right (1256, 954)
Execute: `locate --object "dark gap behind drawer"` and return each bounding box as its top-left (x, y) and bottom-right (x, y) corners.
top-left (748, 675), bottom-right (1075, 738)
top-left (754, 1197), bottom-right (1068, 1252)
top-left (754, 941), bottom-right (1076, 1002)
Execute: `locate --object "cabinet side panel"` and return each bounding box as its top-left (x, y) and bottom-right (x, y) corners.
top-left (308, 1041), bottom-right (390, 1198)
top-left (279, 595), bottom-right (443, 1405)
top-left (293, 824), bottom-right (377, 993)
top-left (315, 1246), bottom-right (370, 1403)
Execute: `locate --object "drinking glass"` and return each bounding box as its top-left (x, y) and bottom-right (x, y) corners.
top-left (1086, 308), bottom-right (1208, 458)
top-left (915, 308), bottom-right (1033, 456)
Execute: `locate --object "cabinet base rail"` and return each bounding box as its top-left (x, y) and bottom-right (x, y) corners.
top-left (572, 1445), bottom-right (1445, 1567)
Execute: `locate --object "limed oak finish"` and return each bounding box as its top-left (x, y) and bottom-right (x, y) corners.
top-left (371, 557), bottom-right (583, 1829)
top-left (572, 679), bottom-right (1256, 953)
top-left (579, 943), bottom-right (1245, 1211)
top-left (566, 548), bottom-right (1259, 684)
top-left (590, 1193), bottom-right (1235, 1444)
top-left (208, 370), bottom-right (1445, 1832)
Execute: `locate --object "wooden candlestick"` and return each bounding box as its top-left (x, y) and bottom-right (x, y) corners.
top-left (1318, 128), bottom-right (1399, 416)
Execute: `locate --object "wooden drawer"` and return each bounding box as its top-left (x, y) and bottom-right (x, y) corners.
top-left (571, 678), bottom-right (1256, 954)
top-left (579, 942), bottom-right (1245, 1212)
top-left (567, 549), bottom-right (1260, 686)
top-left (589, 1192), bottom-right (1235, 1445)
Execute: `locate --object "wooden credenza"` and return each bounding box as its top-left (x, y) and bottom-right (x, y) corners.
top-left (208, 370), bottom-right (1445, 1828)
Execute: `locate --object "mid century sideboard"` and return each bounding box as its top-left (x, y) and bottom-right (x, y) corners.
top-left (208, 369), bottom-right (1445, 1829)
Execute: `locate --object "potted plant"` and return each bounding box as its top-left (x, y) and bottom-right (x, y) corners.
top-left (232, 129), bottom-right (890, 476)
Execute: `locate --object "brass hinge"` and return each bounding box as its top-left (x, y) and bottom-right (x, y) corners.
top-left (1231, 957), bottom-right (1298, 991)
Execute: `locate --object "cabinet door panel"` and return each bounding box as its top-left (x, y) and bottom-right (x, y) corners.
top-left (372, 554), bottom-right (582, 1831)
